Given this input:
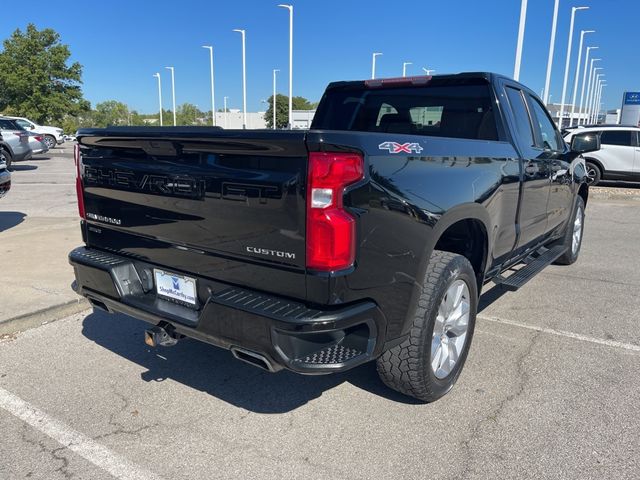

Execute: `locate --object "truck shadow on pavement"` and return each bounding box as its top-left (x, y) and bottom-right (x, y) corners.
top-left (81, 310), bottom-right (422, 412)
top-left (9, 164), bottom-right (38, 171)
top-left (0, 211), bottom-right (26, 233)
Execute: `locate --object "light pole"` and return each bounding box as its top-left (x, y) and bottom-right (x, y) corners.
top-left (569, 30), bottom-right (595, 126)
top-left (223, 96), bottom-right (229, 128)
top-left (233, 29), bottom-right (247, 129)
top-left (558, 6), bottom-right (589, 128)
top-left (513, 0), bottom-right (528, 80)
top-left (278, 4), bottom-right (293, 129)
top-left (590, 73), bottom-right (604, 123)
top-left (581, 54), bottom-right (600, 124)
top-left (402, 62), bottom-right (412, 77)
top-left (202, 46), bottom-right (216, 126)
top-left (153, 73), bottom-right (163, 126)
top-left (585, 65), bottom-right (602, 125)
top-left (273, 69), bottom-right (280, 129)
top-left (422, 68), bottom-right (436, 75)
top-left (371, 52), bottom-right (382, 79)
top-left (596, 83), bottom-right (607, 124)
top-left (578, 46), bottom-right (598, 124)
top-left (542, 0), bottom-right (560, 104)
top-left (165, 66), bottom-right (176, 126)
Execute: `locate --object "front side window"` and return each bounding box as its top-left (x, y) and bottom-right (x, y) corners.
top-left (527, 96), bottom-right (561, 151)
top-left (600, 130), bottom-right (633, 147)
top-left (15, 119), bottom-right (32, 129)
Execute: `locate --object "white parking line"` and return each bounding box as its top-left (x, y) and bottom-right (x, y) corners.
top-left (0, 387), bottom-right (162, 480)
top-left (479, 315), bottom-right (640, 352)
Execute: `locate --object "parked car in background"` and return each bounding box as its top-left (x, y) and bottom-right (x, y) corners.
top-left (0, 118), bottom-right (32, 169)
top-left (63, 134), bottom-right (77, 142)
top-left (2, 115), bottom-right (64, 150)
top-left (27, 132), bottom-right (49, 155)
top-left (0, 145), bottom-right (12, 198)
top-left (563, 125), bottom-right (640, 185)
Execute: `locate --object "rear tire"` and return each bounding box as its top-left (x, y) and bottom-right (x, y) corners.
top-left (554, 196), bottom-right (585, 265)
top-left (376, 250), bottom-right (477, 402)
top-left (1, 148), bottom-right (12, 171)
top-left (585, 161), bottom-right (601, 186)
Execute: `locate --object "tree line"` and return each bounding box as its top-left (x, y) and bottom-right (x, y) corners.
top-left (0, 24), bottom-right (316, 133)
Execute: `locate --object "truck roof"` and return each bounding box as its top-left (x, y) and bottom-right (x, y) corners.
top-left (325, 72), bottom-right (515, 90)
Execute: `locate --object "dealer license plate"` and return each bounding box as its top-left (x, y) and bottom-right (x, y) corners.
top-left (154, 269), bottom-right (197, 307)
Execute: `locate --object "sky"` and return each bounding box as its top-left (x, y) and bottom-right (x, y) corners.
top-left (1, 0), bottom-right (637, 115)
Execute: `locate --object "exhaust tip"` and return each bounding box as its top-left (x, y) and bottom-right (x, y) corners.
top-left (231, 347), bottom-right (275, 372)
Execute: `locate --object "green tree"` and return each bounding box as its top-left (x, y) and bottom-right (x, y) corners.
top-left (92, 100), bottom-right (129, 127)
top-left (0, 24), bottom-right (87, 124)
top-left (265, 94), bottom-right (316, 128)
top-left (176, 103), bottom-right (204, 126)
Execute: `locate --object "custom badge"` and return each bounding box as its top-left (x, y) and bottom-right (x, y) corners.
top-left (378, 141), bottom-right (424, 154)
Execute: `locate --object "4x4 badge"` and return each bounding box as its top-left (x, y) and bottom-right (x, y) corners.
top-left (379, 141), bottom-right (424, 154)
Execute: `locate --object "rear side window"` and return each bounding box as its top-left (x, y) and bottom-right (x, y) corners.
top-left (312, 83), bottom-right (498, 141)
top-left (527, 96), bottom-right (561, 151)
top-left (0, 119), bottom-right (20, 130)
top-left (600, 130), bottom-right (634, 147)
top-left (504, 87), bottom-right (534, 148)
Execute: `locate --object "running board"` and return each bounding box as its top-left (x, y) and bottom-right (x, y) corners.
top-left (495, 245), bottom-right (566, 291)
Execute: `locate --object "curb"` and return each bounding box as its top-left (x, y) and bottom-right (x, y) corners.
top-left (0, 299), bottom-right (91, 336)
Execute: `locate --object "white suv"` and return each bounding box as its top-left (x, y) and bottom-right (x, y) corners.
top-left (3, 116), bottom-right (64, 151)
top-left (563, 125), bottom-right (640, 185)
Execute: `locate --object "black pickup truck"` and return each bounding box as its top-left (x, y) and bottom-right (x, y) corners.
top-left (69, 73), bottom-right (598, 401)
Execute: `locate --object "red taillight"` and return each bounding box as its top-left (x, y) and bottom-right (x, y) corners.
top-left (306, 151), bottom-right (364, 271)
top-left (74, 144), bottom-right (85, 219)
top-left (34, 136), bottom-right (43, 142)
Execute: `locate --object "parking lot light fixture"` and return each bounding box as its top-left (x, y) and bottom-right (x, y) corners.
top-left (586, 65), bottom-right (602, 125)
top-left (558, 6), bottom-right (589, 128)
top-left (233, 29), bottom-right (247, 129)
top-left (578, 46), bottom-right (598, 125)
top-left (570, 31), bottom-right (595, 126)
top-left (223, 96), bottom-right (229, 128)
top-left (153, 73), bottom-right (163, 127)
top-left (402, 62), bottom-right (412, 77)
top-left (278, 4), bottom-right (293, 129)
top-left (165, 66), bottom-right (176, 126)
top-left (590, 74), bottom-right (605, 123)
top-left (371, 52), bottom-right (382, 79)
top-left (542, 0), bottom-right (560, 105)
top-left (422, 68), bottom-right (435, 75)
top-left (273, 69), bottom-right (280, 129)
top-left (513, 0), bottom-right (528, 80)
top-left (202, 46), bottom-right (216, 126)
top-left (583, 59), bottom-right (600, 125)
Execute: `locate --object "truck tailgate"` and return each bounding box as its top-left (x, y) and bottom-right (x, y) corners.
top-left (77, 129), bottom-right (308, 299)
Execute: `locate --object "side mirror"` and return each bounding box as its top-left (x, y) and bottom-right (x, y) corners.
top-left (570, 132), bottom-right (600, 154)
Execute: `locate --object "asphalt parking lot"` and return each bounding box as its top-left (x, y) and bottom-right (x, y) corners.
top-left (1, 149), bottom-right (639, 479)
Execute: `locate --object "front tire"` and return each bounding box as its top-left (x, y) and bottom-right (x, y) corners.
top-left (585, 161), bottom-right (602, 186)
top-left (376, 251), bottom-right (477, 402)
top-left (554, 196), bottom-right (585, 265)
top-left (43, 135), bottom-right (56, 150)
top-left (1, 148), bottom-right (12, 170)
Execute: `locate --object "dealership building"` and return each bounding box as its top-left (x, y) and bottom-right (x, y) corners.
top-left (620, 92), bottom-right (640, 126)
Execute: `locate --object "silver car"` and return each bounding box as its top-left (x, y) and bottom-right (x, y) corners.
top-left (0, 117), bottom-right (32, 169)
top-left (28, 132), bottom-right (49, 155)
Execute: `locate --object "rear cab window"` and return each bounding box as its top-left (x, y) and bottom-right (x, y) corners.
top-left (312, 80), bottom-right (498, 141)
